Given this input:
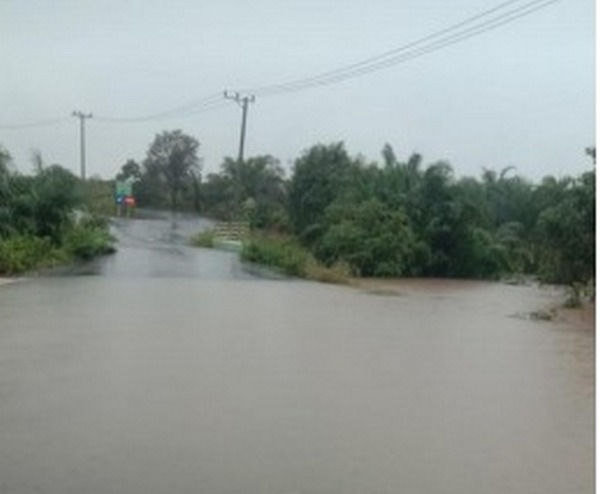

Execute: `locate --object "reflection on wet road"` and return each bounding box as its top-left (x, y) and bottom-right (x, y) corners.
top-left (68, 212), bottom-right (257, 279)
top-left (0, 213), bottom-right (594, 494)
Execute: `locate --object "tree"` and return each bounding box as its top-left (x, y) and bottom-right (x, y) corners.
top-left (288, 142), bottom-right (354, 242)
top-left (199, 155), bottom-right (286, 225)
top-left (116, 159), bottom-right (141, 182)
top-left (30, 149), bottom-right (44, 173)
top-left (0, 164), bottom-right (80, 242)
top-left (534, 170), bottom-right (595, 284)
top-left (315, 199), bottom-right (422, 277)
top-left (220, 155), bottom-right (287, 227)
top-left (0, 145), bottom-right (11, 180)
top-left (143, 130), bottom-right (201, 210)
top-left (585, 146), bottom-right (596, 164)
top-left (375, 145), bottom-right (423, 213)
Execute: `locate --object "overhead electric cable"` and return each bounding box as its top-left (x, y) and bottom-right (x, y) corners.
top-left (0, 0), bottom-right (560, 128)
top-left (244, 0), bottom-right (560, 97)
top-left (94, 92), bottom-right (224, 123)
top-left (0, 117), bottom-right (70, 131)
top-left (162, 100), bottom-right (232, 119)
top-left (282, 0), bottom-right (560, 93)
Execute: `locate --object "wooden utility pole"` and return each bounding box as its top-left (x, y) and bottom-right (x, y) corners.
top-left (72, 111), bottom-right (92, 180)
top-left (224, 91), bottom-right (255, 163)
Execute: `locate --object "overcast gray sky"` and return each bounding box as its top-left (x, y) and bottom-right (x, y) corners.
top-left (0, 0), bottom-right (595, 180)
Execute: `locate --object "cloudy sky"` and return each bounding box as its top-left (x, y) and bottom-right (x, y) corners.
top-left (0, 0), bottom-right (595, 180)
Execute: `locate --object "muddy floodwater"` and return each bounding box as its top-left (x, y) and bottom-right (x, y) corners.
top-left (0, 214), bottom-right (594, 493)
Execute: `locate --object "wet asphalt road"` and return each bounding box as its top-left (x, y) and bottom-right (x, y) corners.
top-left (65, 212), bottom-right (258, 279)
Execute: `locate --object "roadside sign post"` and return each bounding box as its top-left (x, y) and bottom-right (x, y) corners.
top-left (115, 180), bottom-right (135, 217)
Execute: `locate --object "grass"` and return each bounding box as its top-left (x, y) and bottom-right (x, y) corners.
top-left (241, 234), bottom-right (350, 283)
top-left (0, 235), bottom-right (65, 274)
top-left (0, 215), bottom-right (116, 275)
top-left (63, 220), bottom-right (116, 260)
top-left (191, 230), bottom-right (216, 248)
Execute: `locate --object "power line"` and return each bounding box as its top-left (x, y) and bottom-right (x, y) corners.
top-left (94, 92), bottom-right (225, 123)
top-left (0, 117), bottom-right (69, 130)
top-left (0, 97), bottom-right (230, 131)
top-left (0, 0), bottom-right (560, 128)
top-left (245, 0), bottom-right (560, 96)
top-left (59, 0), bottom-right (563, 123)
top-left (1, 0), bottom-right (559, 126)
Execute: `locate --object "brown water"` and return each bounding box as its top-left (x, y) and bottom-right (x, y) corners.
top-left (0, 216), bottom-right (594, 493)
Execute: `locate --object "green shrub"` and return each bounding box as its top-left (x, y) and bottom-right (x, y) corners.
top-left (63, 220), bottom-right (115, 260)
top-left (241, 234), bottom-right (351, 283)
top-left (0, 235), bottom-right (64, 274)
top-left (315, 199), bottom-right (421, 277)
top-left (242, 236), bottom-right (308, 277)
top-left (192, 230), bottom-right (215, 248)
top-left (304, 257), bottom-right (351, 284)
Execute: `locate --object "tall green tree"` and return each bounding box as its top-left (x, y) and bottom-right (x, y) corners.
top-left (221, 155), bottom-right (287, 228)
top-left (0, 146), bottom-right (14, 237)
top-left (534, 170), bottom-right (595, 284)
top-left (143, 130), bottom-right (201, 210)
top-left (200, 155), bottom-right (287, 226)
top-left (315, 199), bottom-right (422, 277)
top-left (116, 159), bottom-right (141, 182)
top-left (288, 142), bottom-right (354, 242)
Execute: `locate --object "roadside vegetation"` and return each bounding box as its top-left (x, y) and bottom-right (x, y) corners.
top-left (191, 230), bottom-right (216, 248)
top-left (2, 126), bottom-right (592, 300)
top-left (0, 146), bottom-right (115, 275)
top-left (195, 144), bottom-right (593, 290)
top-left (114, 131), bottom-right (594, 292)
top-left (241, 234), bottom-right (350, 283)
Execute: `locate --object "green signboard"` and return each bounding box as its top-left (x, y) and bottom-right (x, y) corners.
top-left (115, 181), bottom-right (132, 197)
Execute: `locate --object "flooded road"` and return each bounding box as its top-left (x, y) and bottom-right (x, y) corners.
top-left (0, 214), bottom-right (594, 493)
top-left (64, 212), bottom-right (257, 279)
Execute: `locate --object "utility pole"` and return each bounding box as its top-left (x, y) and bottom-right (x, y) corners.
top-left (224, 91), bottom-right (255, 163)
top-left (72, 111), bottom-right (93, 180)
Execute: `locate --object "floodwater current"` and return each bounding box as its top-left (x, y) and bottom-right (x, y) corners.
top-left (0, 213), bottom-right (594, 493)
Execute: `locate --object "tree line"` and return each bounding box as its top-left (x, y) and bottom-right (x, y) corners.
top-left (120, 130), bottom-right (595, 286)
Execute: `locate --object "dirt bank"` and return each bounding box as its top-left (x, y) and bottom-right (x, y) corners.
top-left (553, 301), bottom-right (595, 330)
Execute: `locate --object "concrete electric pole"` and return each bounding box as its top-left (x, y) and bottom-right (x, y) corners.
top-left (224, 91), bottom-right (255, 163)
top-left (72, 111), bottom-right (93, 180)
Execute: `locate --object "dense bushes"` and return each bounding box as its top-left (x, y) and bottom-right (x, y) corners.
top-left (199, 142), bottom-right (594, 286)
top-left (315, 199), bottom-right (423, 277)
top-left (0, 146), bottom-right (116, 274)
top-left (0, 235), bottom-right (63, 274)
top-left (129, 130), bottom-right (592, 288)
top-left (0, 217), bottom-right (115, 274)
top-left (63, 216), bottom-right (116, 260)
top-left (282, 143), bottom-right (595, 284)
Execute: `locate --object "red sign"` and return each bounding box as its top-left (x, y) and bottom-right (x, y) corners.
top-left (124, 196), bottom-right (136, 207)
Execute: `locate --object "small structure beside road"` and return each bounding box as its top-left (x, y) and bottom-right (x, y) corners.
top-left (212, 222), bottom-right (250, 241)
top-left (212, 221), bottom-right (249, 252)
top-left (192, 221), bottom-right (250, 253)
